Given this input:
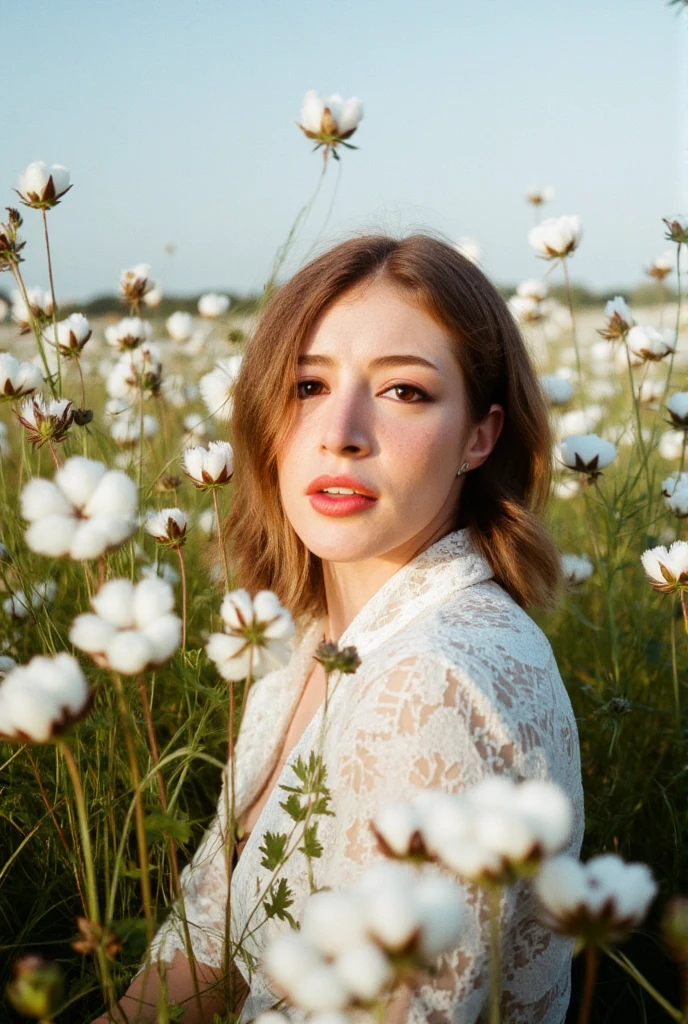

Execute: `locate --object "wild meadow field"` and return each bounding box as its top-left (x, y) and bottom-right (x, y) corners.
top-left (1, 97), bottom-right (688, 1024)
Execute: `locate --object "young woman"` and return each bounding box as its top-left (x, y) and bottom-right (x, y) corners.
top-left (100, 234), bottom-right (583, 1023)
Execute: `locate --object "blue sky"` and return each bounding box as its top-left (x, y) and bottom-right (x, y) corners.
top-left (3, 0), bottom-right (686, 301)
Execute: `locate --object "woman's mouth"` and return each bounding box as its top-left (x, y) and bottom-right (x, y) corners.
top-left (308, 490), bottom-right (378, 517)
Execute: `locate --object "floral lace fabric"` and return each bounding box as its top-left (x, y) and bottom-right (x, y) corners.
top-left (146, 528), bottom-right (584, 1023)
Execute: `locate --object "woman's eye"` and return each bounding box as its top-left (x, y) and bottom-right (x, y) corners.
top-left (295, 380), bottom-right (430, 402)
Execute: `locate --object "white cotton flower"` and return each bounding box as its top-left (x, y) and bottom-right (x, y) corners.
top-left (627, 324), bottom-right (676, 362)
top-left (526, 185), bottom-right (556, 206)
top-left (301, 891), bottom-right (368, 957)
top-left (553, 478), bottom-right (580, 500)
top-left (207, 588), bottom-right (295, 681)
top-left (182, 412), bottom-right (212, 447)
top-left (667, 392), bottom-right (688, 428)
top-left (43, 313), bottom-right (91, 356)
top-left (640, 541), bottom-right (688, 593)
top-left (509, 295), bottom-right (543, 324)
top-left (196, 508), bottom-right (216, 536)
top-left (659, 430), bottom-right (686, 461)
top-left (17, 395), bottom-right (74, 447)
top-left (110, 412), bottom-right (158, 448)
top-left (104, 317), bottom-right (152, 351)
top-left (0, 353), bottom-right (43, 399)
top-left (199, 355), bottom-right (243, 420)
top-left (3, 580), bottom-right (56, 621)
top-left (140, 560), bottom-right (179, 585)
top-left (358, 863), bottom-right (422, 951)
top-left (333, 940), bottom-right (393, 1001)
top-left (119, 263), bottom-right (154, 303)
top-left (561, 553), bottom-right (594, 585)
top-left (413, 876), bottom-right (466, 962)
top-left (263, 931), bottom-right (323, 993)
top-left (558, 434), bottom-right (617, 476)
top-left (371, 801), bottom-right (426, 857)
top-left (166, 311), bottom-right (194, 343)
top-left (16, 161), bottom-right (71, 208)
top-left (454, 237), bottom-right (482, 264)
top-left (145, 507), bottom-right (188, 547)
top-left (529, 215), bottom-right (582, 259)
top-left (21, 457), bottom-right (137, 561)
top-left (106, 343), bottom-right (162, 401)
top-left (667, 487), bottom-right (688, 517)
top-left (289, 964), bottom-right (350, 1013)
top-left (70, 576), bottom-right (181, 675)
top-left (540, 375), bottom-right (573, 406)
top-left (183, 441), bottom-right (234, 489)
top-left (517, 279), bottom-right (548, 301)
top-left (298, 90), bottom-right (363, 138)
top-left (535, 854), bottom-right (657, 943)
top-left (198, 293), bottom-right (230, 318)
top-left (0, 653), bottom-right (89, 743)
top-left (142, 283), bottom-right (163, 308)
top-left (599, 296), bottom-right (634, 341)
top-left (661, 472), bottom-right (688, 499)
top-left (557, 405), bottom-right (604, 436)
top-left (11, 287), bottom-right (53, 332)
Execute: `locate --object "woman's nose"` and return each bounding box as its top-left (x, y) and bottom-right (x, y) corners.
top-left (319, 389), bottom-right (372, 457)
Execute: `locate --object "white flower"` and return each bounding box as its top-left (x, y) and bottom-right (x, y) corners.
top-left (627, 325), bottom-right (676, 361)
top-left (106, 344), bottom-right (162, 401)
top-left (146, 507), bottom-right (188, 547)
top-left (141, 560), bottom-right (180, 585)
top-left (334, 940), bottom-right (393, 1001)
top-left (119, 264), bottom-right (155, 304)
top-left (371, 801), bottom-right (426, 857)
top-left (199, 355), bottom-right (243, 420)
top-left (526, 185), bottom-right (555, 206)
top-left (0, 353), bottom-right (43, 399)
top-left (517, 279), bottom-right (548, 301)
top-left (661, 471), bottom-right (688, 499)
top-left (182, 412), bottom-right (212, 447)
top-left (21, 457), bottom-right (138, 560)
top-left (535, 854), bottom-right (657, 943)
top-left (166, 311), bottom-right (194, 343)
top-left (70, 577), bottom-right (181, 675)
top-left (301, 892), bottom-right (369, 957)
top-left (540, 375), bottom-right (573, 405)
top-left (104, 317), bottom-right (152, 351)
top-left (599, 297), bottom-right (633, 340)
top-left (43, 313), bottom-right (92, 356)
top-left (413, 876), bottom-right (466, 961)
top-left (142, 283), bottom-right (163, 308)
top-left (17, 396), bottom-right (74, 448)
top-left (298, 90), bottom-right (363, 137)
top-left (454, 237), bottom-right (482, 264)
top-left (646, 251), bottom-right (674, 279)
top-left (0, 298), bottom-right (7, 322)
top-left (3, 580), bottom-right (57, 621)
top-left (667, 488), bottom-right (688, 517)
top-left (659, 430), bottom-right (686, 461)
top-left (198, 293), bottom-right (230, 318)
top-left (11, 287), bottom-right (53, 332)
top-left (667, 392), bottom-right (688, 428)
top-left (16, 162), bottom-right (71, 208)
top-left (640, 541), bottom-right (688, 593)
top-left (110, 412), bottom-right (158, 448)
top-left (561, 553), bottom-right (594, 585)
top-left (558, 434), bottom-right (617, 476)
top-left (206, 588), bottom-right (295, 681)
top-left (0, 653), bottom-right (90, 742)
top-left (528, 215), bottom-right (582, 259)
top-left (263, 931), bottom-right (324, 995)
top-left (509, 295), bottom-right (543, 324)
top-left (183, 441), bottom-right (234, 489)
top-left (196, 508), bottom-right (216, 536)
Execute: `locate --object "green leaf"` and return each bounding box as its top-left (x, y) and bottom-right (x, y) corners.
top-left (298, 823), bottom-right (323, 860)
top-left (263, 877), bottom-right (296, 926)
top-left (144, 810), bottom-right (192, 845)
top-left (259, 830), bottom-right (289, 871)
top-left (279, 793), bottom-right (307, 822)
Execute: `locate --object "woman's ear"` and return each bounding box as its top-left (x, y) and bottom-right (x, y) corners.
top-left (465, 405), bottom-right (505, 469)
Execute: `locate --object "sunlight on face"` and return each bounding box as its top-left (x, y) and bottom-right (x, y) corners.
top-left (276, 278), bottom-right (489, 565)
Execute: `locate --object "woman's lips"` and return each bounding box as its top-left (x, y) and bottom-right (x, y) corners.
top-left (308, 493), bottom-right (378, 517)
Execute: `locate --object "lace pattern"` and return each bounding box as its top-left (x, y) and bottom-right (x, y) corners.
top-left (146, 528), bottom-right (583, 1023)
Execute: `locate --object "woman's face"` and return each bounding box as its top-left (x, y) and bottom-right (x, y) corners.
top-left (276, 277), bottom-right (504, 565)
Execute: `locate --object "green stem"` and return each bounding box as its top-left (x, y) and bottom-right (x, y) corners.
top-left (661, 243), bottom-right (682, 410)
top-left (110, 674), bottom-right (155, 943)
top-left (175, 547), bottom-right (187, 649)
top-left (488, 885), bottom-right (502, 1024)
top-left (671, 593), bottom-right (681, 729)
top-left (41, 209), bottom-right (63, 397)
top-left (578, 944), bottom-right (599, 1024)
top-left (602, 945), bottom-right (682, 1021)
top-left (212, 488), bottom-right (230, 593)
top-left (10, 264), bottom-right (56, 396)
top-left (561, 258), bottom-right (586, 413)
top-left (59, 743), bottom-right (116, 1009)
top-left (623, 339), bottom-right (652, 495)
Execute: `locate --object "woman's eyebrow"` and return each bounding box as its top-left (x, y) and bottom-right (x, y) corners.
top-left (297, 353), bottom-right (439, 371)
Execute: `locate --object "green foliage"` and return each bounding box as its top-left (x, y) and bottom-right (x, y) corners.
top-left (262, 878), bottom-right (296, 928)
top-left (259, 830), bottom-right (289, 871)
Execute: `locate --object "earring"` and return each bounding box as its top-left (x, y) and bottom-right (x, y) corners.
top-left (456, 461), bottom-right (470, 477)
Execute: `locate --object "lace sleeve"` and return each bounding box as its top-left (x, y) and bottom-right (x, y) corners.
top-left (313, 643), bottom-right (581, 1024)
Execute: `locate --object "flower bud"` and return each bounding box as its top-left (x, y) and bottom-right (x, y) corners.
top-left (6, 954), bottom-right (65, 1019)
top-left (146, 507), bottom-right (189, 547)
top-left (663, 215), bottom-right (688, 245)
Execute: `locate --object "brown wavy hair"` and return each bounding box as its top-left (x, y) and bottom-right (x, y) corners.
top-left (223, 232), bottom-right (562, 622)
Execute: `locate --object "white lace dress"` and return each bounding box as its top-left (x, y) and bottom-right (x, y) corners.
top-left (147, 528), bottom-right (584, 1023)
